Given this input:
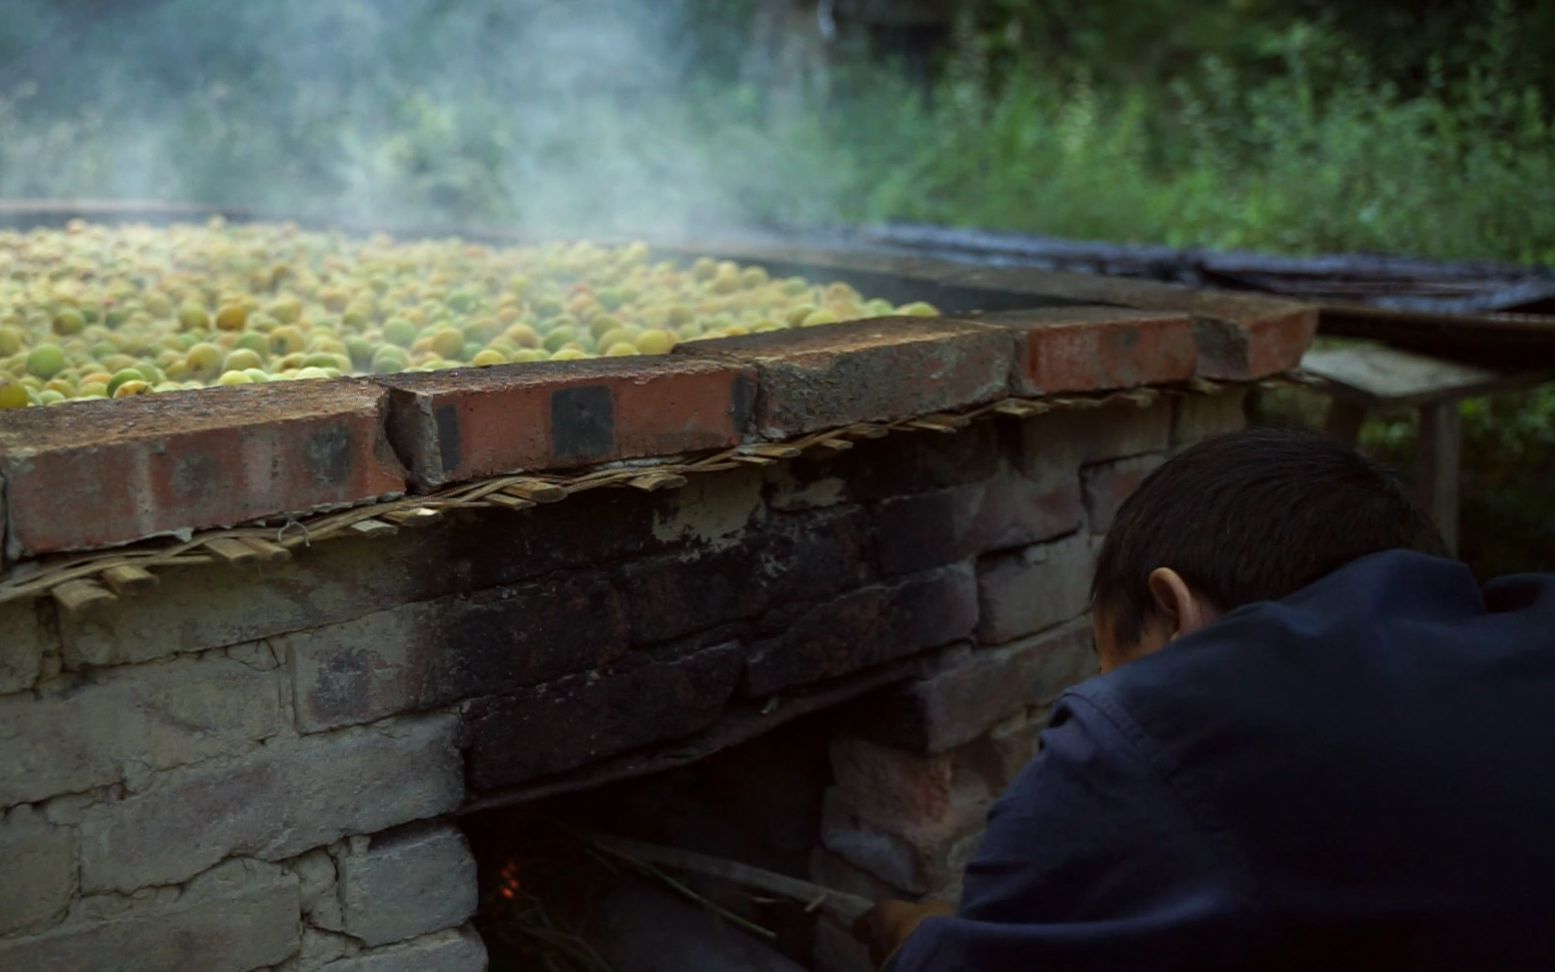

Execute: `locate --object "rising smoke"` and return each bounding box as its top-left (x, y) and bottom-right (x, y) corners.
top-left (0, 0), bottom-right (839, 236)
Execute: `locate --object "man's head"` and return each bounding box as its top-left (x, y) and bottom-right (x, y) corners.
top-left (1090, 426), bottom-right (1448, 672)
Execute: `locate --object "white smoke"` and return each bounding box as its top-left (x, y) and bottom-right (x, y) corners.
top-left (0, 0), bottom-right (837, 237)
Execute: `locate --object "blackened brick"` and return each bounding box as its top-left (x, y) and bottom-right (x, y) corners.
top-left (60, 497), bottom-right (660, 668)
top-left (464, 644), bottom-right (743, 789)
top-left (745, 564), bottom-right (978, 696)
top-left (766, 420), bottom-right (1008, 510)
top-left (1171, 387), bottom-right (1248, 449)
top-left (624, 545), bottom-right (769, 645)
top-left (874, 474), bottom-right (1082, 576)
top-left (625, 505), bottom-right (875, 646)
top-left (282, 573), bottom-right (629, 732)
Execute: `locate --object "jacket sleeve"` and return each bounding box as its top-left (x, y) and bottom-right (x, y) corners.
top-left (887, 691), bottom-right (1255, 972)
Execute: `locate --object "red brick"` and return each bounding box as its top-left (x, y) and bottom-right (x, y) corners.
top-left (662, 237), bottom-right (1316, 381)
top-left (1081, 453), bottom-right (1165, 532)
top-left (0, 380), bottom-right (406, 558)
top-left (676, 317), bottom-right (1013, 437)
top-left (380, 357), bottom-right (755, 490)
top-left (974, 306), bottom-right (1195, 394)
top-left (948, 267), bottom-right (1316, 380)
top-left (1187, 297), bottom-right (1317, 380)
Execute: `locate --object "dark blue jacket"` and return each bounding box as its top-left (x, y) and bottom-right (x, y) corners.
top-left (890, 551), bottom-right (1555, 970)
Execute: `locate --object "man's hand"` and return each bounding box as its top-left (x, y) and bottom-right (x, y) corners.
top-left (851, 899), bottom-right (957, 968)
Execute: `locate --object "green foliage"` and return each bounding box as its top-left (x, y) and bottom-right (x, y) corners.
top-left (0, 1), bottom-right (1550, 264)
top-left (1420, 384), bottom-right (1555, 575)
top-left (751, 10), bottom-right (1554, 264)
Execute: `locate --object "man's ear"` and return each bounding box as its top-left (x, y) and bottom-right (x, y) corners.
top-left (1146, 567), bottom-right (1218, 641)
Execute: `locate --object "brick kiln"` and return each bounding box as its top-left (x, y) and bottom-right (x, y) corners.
top-left (0, 215), bottom-right (1314, 971)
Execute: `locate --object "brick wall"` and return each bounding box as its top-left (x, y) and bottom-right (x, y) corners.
top-left (0, 249), bottom-right (1291, 970)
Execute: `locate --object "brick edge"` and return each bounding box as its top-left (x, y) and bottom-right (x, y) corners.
top-left (0, 252), bottom-right (1313, 560)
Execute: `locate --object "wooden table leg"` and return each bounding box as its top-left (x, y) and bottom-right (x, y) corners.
top-left (1324, 399), bottom-right (1368, 446)
top-left (1416, 400), bottom-right (1461, 556)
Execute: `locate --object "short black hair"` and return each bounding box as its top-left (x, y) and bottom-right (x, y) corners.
top-left (1091, 426), bottom-right (1449, 645)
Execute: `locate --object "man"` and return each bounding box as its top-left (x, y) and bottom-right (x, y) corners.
top-left (856, 427), bottom-right (1555, 970)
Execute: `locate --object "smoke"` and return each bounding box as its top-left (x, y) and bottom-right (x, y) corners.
top-left (0, 0), bottom-right (839, 237)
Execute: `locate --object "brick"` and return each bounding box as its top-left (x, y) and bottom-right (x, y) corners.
top-left (976, 306), bottom-right (1195, 395)
top-left (382, 357), bottom-right (755, 489)
top-left (809, 847), bottom-right (911, 904)
top-left (965, 711), bottom-right (1043, 791)
top-left (0, 858), bottom-right (300, 972)
top-left (1171, 387), bottom-right (1248, 448)
top-left (1016, 396), bottom-right (1173, 486)
top-left (58, 493), bottom-right (661, 667)
top-left (851, 618), bottom-right (1094, 753)
top-left (649, 464), bottom-right (767, 546)
top-left (282, 927), bottom-right (358, 969)
top-left (668, 238), bottom-right (1316, 381)
top-left (624, 505), bottom-right (874, 645)
top-left (282, 572), bottom-right (628, 732)
top-left (947, 265), bottom-right (1317, 380)
top-left (624, 544), bottom-right (771, 646)
top-left (291, 847), bottom-right (346, 932)
top-left (765, 418), bottom-right (1008, 510)
top-left (745, 564), bottom-right (978, 696)
top-left (832, 724), bottom-right (1038, 827)
top-left (0, 805), bottom-right (75, 935)
top-left (819, 786), bottom-right (985, 896)
top-left (0, 652), bottom-right (285, 806)
top-left (1187, 298), bottom-right (1317, 381)
top-left (79, 713), bottom-right (462, 892)
top-left (338, 824), bottom-right (478, 947)
top-left (465, 643), bottom-right (742, 789)
top-left (976, 533), bottom-right (1096, 645)
top-left (1081, 454), bottom-right (1164, 532)
top-left (0, 379), bottom-right (405, 559)
top-left (677, 317), bottom-right (1013, 437)
top-left (0, 598), bottom-right (49, 695)
top-left (828, 736), bottom-right (984, 827)
top-left (873, 473), bottom-right (1083, 576)
top-left (320, 927), bottom-right (488, 972)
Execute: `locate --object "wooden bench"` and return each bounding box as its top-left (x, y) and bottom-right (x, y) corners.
top-left (1299, 344), bottom-right (1554, 555)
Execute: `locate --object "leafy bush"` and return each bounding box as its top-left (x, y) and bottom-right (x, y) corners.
top-left (0, 1), bottom-right (1550, 264)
